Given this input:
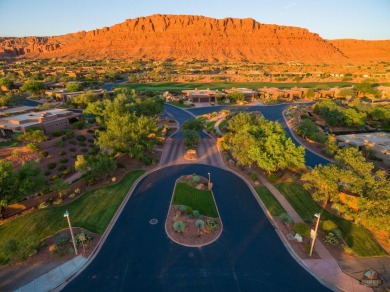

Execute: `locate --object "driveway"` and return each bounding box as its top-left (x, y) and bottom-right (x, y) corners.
top-left (63, 164), bottom-right (329, 291)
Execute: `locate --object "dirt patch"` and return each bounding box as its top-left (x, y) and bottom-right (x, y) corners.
top-left (183, 149), bottom-right (198, 161)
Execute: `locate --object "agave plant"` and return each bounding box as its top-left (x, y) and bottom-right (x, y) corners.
top-left (173, 220), bottom-right (185, 233)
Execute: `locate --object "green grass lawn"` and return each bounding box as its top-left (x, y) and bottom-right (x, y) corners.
top-left (0, 140), bottom-right (19, 148)
top-left (117, 81), bottom-right (360, 93)
top-left (276, 182), bottom-right (386, 257)
top-left (255, 186), bottom-right (286, 216)
top-left (173, 182), bottom-right (218, 217)
top-left (0, 170), bottom-right (144, 245)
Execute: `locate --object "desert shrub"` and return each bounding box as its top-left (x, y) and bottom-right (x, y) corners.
top-left (250, 173), bottom-right (257, 181)
top-left (268, 173), bottom-right (280, 183)
top-left (55, 140), bottom-right (64, 147)
top-left (78, 142), bottom-right (86, 146)
top-left (81, 148), bottom-right (88, 153)
top-left (224, 155), bottom-right (230, 161)
top-left (206, 219), bottom-right (219, 231)
top-left (69, 193), bottom-right (76, 199)
top-left (195, 219), bottom-right (205, 229)
top-left (53, 198), bottom-right (63, 205)
top-left (64, 130), bottom-right (75, 139)
top-left (87, 138), bottom-right (94, 143)
top-left (57, 165), bottom-right (67, 171)
top-left (179, 205), bottom-right (187, 212)
top-left (55, 234), bottom-right (69, 247)
top-left (280, 213), bottom-right (293, 224)
top-left (322, 220), bottom-right (337, 231)
top-left (141, 155), bottom-right (157, 165)
top-left (294, 222), bottom-right (310, 237)
top-left (26, 142), bottom-right (40, 151)
top-left (69, 140), bottom-right (77, 145)
top-left (75, 232), bottom-right (92, 247)
top-left (184, 206), bottom-right (193, 215)
top-left (47, 162), bottom-right (56, 169)
top-left (76, 135), bottom-right (86, 142)
top-left (39, 151), bottom-right (49, 157)
top-left (173, 220), bottom-right (185, 233)
top-left (52, 130), bottom-right (62, 137)
top-left (59, 150), bottom-right (66, 156)
top-left (72, 121), bottom-right (85, 130)
top-left (59, 158), bottom-right (68, 163)
top-left (324, 232), bottom-right (339, 247)
top-left (192, 175), bottom-right (200, 182)
top-left (50, 174), bottom-right (59, 181)
top-left (38, 201), bottom-right (49, 209)
top-left (193, 210), bottom-right (200, 218)
top-left (89, 148), bottom-right (99, 155)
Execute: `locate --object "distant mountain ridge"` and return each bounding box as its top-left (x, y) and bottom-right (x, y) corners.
top-left (0, 14), bottom-right (389, 63)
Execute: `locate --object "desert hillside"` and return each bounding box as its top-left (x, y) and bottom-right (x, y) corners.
top-left (0, 14), bottom-right (389, 63)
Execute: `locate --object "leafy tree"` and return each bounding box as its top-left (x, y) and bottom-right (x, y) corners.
top-left (51, 178), bottom-right (69, 198)
top-left (227, 92), bottom-right (245, 103)
top-left (324, 134), bottom-right (338, 157)
top-left (89, 155), bottom-right (117, 180)
top-left (97, 113), bottom-right (160, 159)
top-left (344, 108), bottom-right (366, 128)
top-left (72, 91), bottom-right (99, 109)
top-left (183, 129), bottom-right (199, 149)
top-left (0, 160), bottom-right (17, 201)
top-left (20, 80), bottom-right (46, 95)
top-left (0, 77), bottom-right (14, 91)
top-left (305, 88), bottom-right (315, 99)
top-left (338, 88), bottom-right (355, 99)
top-left (369, 107), bottom-right (390, 121)
top-left (182, 119), bottom-right (203, 132)
top-left (66, 83), bottom-right (82, 92)
top-left (74, 155), bottom-right (89, 173)
top-left (302, 164), bottom-right (340, 207)
top-left (17, 162), bottom-right (45, 198)
top-left (0, 91), bottom-right (12, 106)
top-left (17, 128), bottom-right (48, 143)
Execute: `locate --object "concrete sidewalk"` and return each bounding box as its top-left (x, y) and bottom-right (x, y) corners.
top-left (257, 174), bottom-right (372, 292)
top-left (15, 256), bottom-right (87, 292)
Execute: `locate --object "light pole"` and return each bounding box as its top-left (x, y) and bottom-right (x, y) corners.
top-left (64, 210), bottom-right (78, 255)
top-left (208, 172), bottom-right (211, 190)
top-left (309, 213), bottom-right (321, 257)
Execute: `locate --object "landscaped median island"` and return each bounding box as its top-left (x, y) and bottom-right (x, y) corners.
top-left (165, 174), bottom-right (222, 247)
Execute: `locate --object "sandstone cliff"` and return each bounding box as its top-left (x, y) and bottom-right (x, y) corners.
top-left (0, 14), bottom-right (388, 63)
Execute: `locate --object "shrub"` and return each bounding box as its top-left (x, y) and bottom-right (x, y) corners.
top-left (193, 210), bottom-right (200, 218)
top-left (324, 232), bottom-right (339, 247)
top-left (52, 130), bottom-right (62, 137)
top-left (59, 158), bottom-right (68, 163)
top-left (55, 234), bottom-right (69, 247)
top-left (250, 173), bottom-right (257, 181)
top-left (173, 220), bottom-right (185, 233)
top-left (179, 205), bottom-right (187, 212)
top-left (47, 162), bottom-right (56, 169)
top-left (69, 140), bottom-right (77, 145)
top-left (206, 219), bottom-right (219, 231)
top-left (75, 232), bottom-right (92, 247)
top-left (72, 121), bottom-right (85, 130)
top-left (89, 148), bottom-right (99, 155)
top-left (192, 175), bottom-right (200, 182)
top-left (322, 220), bottom-right (337, 231)
top-left (280, 213), bottom-right (293, 224)
top-left (59, 150), bottom-right (66, 156)
top-left (87, 138), bottom-right (94, 143)
top-left (294, 222), bottom-right (310, 237)
top-left (57, 165), bottom-right (67, 171)
top-left (81, 148), bottom-right (88, 153)
top-left (64, 130), bottom-right (75, 139)
top-left (38, 201), bottom-right (49, 209)
top-left (268, 173), bottom-right (280, 183)
top-left (184, 206), bottom-right (193, 215)
top-left (76, 135), bottom-right (86, 142)
top-left (78, 142), bottom-right (86, 146)
top-left (53, 198), bottom-right (63, 205)
top-left (195, 219), bottom-right (205, 229)
top-left (141, 155), bottom-right (157, 165)
top-left (55, 140), bottom-right (64, 147)
top-left (27, 142), bottom-right (40, 151)
top-left (39, 151), bottom-right (49, 157)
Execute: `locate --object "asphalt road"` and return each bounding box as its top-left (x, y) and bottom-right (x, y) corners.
top-left (63, 164), bottom-right (329, 291)
top-left (187, 104), bottom-right (330, 168)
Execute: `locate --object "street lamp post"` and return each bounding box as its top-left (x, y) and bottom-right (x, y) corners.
top-left (309, 213), bottom-right (321, 257)
top-left (64, 210), bottom-right (78, 255)
top-left (208, 172), bottom-right (211, 190)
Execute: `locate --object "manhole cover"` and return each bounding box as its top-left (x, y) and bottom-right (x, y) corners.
top-left (149, 219), bottom-right (158, 225)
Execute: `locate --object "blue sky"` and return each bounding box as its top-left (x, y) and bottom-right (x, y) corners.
top-left (0, 0), bottom-right (389, 40)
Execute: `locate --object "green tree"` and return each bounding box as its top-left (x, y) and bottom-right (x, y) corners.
top-left (302, 164), bottom-right (340, 207)
top-left (338, 88), bottom-right (355, 99)
top-left (74, 155), bottom-right (89, 173)
top-left (17, 128), bottom-right (48, 143)
top-left (66, 83), bottom-right (82, 92)
top-left (325, 134), bottom-right (338, 157)
top-left (183, 129), bottom-right (199, 149)
top-left (227, 92), bottom-right (245, 103)
top-left (0, 77), bottom-right (14, 91)
top-left (344, 108), bottom-right (366, 128)
top-left (20, 80), bottom-right (46, 95)
top-left (89, 155), bottom-right (117, 180)
top-left (182, 119), bottom-right (203, 132)
top-left (0, 160), bottom-right (17, 201)
top-left (72, 91), bottom-right (98, 109)
top-left (17, 162), bottom-right (45, 198)
top-left (304, 88), bottom-right (315, 99)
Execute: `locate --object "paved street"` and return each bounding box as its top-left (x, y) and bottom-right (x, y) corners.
top-left (63, 164), bottom-right (329, 291)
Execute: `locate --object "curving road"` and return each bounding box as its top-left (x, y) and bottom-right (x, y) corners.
top-left (63, 165), bottom-right (329, 291)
